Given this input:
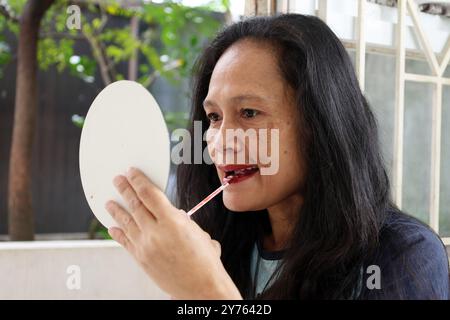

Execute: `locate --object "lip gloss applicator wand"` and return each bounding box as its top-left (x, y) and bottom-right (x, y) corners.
top-left (186, 176), bottom-right (233, 217)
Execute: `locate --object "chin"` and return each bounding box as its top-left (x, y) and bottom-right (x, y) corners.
top-left (222, 193), bottom-right (264, 212)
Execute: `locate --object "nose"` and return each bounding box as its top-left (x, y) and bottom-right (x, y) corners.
top-left (207, 118), bottom-right (243, 164)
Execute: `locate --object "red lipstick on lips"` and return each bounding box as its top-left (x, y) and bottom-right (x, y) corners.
top-left (218, 164), bottom-right (259, 184)
top-left (186, 165), bottom-right (259, 217)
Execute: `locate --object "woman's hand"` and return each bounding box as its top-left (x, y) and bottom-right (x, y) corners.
top-left (105, 167), bottom-right (242, 300)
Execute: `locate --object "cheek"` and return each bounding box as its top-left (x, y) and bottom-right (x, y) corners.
top-left (206, 128), bottom-right (219, 161)
top-left (219, 118), bottom-right (306, 211)
top-left (222, 174), bottom-right (270, 211)
top-left (251, 155), bottom-right (303, 210)
top-left (222, 151), bottom-right (305, 212)
top-left (260, 128), bottom-right (305, 199)
top-left (278, 127), bottom-right (305, 183)
top-left (207, 142), bottom-right (215, 161)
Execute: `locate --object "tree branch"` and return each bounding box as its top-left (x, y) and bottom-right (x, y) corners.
top-left (98, 39), bottom-right (117, 80)
top-left (0, 3), bottom-right (19, 23)
top-left (82, 31), bottom-right (112, 85)
top-left (142, 59), bottom-right (183, 88)
top-left (39, 31), bottom-right (85, 40)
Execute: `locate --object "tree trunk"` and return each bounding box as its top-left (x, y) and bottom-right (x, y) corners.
top-left (128, 15), bottom-right (139, 81)
top-left (8, 0), bottom-right (54, 241)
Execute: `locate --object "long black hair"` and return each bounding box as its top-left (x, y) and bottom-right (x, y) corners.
top-left (177, 13), bottom-right (393, 299)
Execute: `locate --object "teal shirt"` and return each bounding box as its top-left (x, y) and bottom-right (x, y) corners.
top-left (250, 241), bottom-right (284, 298)
top-left (249, 211), bottom-right (449, 299)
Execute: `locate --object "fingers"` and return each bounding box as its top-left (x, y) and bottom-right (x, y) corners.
top-left (125, 167), bottom-right (173, 220)
top-left (108, 227), bottom-right (135, 253)
top-left (105, 200), bottom-right (140, 239)
top-left (113, 174), bottom-right (156, 227)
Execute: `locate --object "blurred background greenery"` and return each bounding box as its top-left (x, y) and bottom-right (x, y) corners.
top-left (0, 0), bottom-right (232, 240)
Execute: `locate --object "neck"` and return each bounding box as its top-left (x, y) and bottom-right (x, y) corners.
top-left (264, 193), bottom-right (303, 252)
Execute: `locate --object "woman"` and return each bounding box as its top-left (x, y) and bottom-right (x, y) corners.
top-left (106, 14), bottom-right (450, 299)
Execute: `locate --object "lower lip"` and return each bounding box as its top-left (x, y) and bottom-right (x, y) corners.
top-left (227, 170), bottom-right (259, 184)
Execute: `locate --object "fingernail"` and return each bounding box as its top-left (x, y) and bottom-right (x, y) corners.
top-left (113, 175), bottom-right (123, 187)
top-left (126, 167), bottom-right (136, 177)
top-left (105, 200), bottom-right (114, 210)
top-left (108, 228), bottom-right (115, 238)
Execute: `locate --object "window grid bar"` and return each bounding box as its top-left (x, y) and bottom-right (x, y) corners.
top-left (273, 0), bottom-right (449, 236)
top-left (393, 0), bottom-right (406, 209)
top-left (356, 0), bottom-right (366, 91)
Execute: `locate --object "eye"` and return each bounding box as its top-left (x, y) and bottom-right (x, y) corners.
top-left (206, 112), bottom-right (221, 123)
top-left (241, 108), bottom-right (259, 119)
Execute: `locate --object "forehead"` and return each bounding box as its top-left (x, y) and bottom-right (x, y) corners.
top-left (207, 39), bottom-right (286, 100)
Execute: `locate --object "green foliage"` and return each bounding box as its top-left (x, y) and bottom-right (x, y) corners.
top-left (5, 0), bottom-right (26, 14)
top-left (140, 1), bottom-right (222, 82)
top-left (71, 114), bottom-right (85, 128)
top-left (37, 37), bottom-right (73, 72)
top-left (88, 218), bottom-right (111, 240)
top-left (1, 0), bottom-right (224, 236)
top-left (0, 1), bottom-right (21, 76)
top-left (71, 110), bottom-right (190, 133)
top-left (0, 38), bottom-right (10, 78)
top-left (164, 111), bottom-right (189, 131)
top-left (97, 227), bottom-right (112, 240)
top-left (0, 0), bottom-right (226, 85)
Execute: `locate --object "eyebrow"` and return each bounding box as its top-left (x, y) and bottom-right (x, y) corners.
top-left (202, 94), bottom-right (267, 108)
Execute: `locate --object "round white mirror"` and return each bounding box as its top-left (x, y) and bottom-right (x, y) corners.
top-left (79, 80), bottom-right (171, 228)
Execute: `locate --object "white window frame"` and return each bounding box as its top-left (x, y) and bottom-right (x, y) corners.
top-left (271, 0), bottom-right (450, 244)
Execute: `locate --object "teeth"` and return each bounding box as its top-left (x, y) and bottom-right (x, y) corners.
top-left (230, 167), bottom-right (258, 175)
top-left (224, 166), bottom-right (258, 177)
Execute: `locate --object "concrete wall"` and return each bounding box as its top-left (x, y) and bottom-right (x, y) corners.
top-left (0, 240), bottom-right (448, 299)
top-left (0, 240), bottom-right (169, 299)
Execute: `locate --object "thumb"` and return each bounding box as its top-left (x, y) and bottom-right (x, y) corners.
top-left (211, 239), bottom-right (221, 257)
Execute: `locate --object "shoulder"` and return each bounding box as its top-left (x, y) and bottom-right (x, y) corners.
top-left (379, 211), bottom-right (446, 260)
top-left (359, 209), bottom-right (450, 300)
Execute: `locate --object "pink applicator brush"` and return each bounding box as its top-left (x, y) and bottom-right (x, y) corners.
top-left (186, 176), bottom-right (234, 217)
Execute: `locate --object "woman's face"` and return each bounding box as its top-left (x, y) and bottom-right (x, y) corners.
top-left (204, 39), bottom-right (306, 212)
